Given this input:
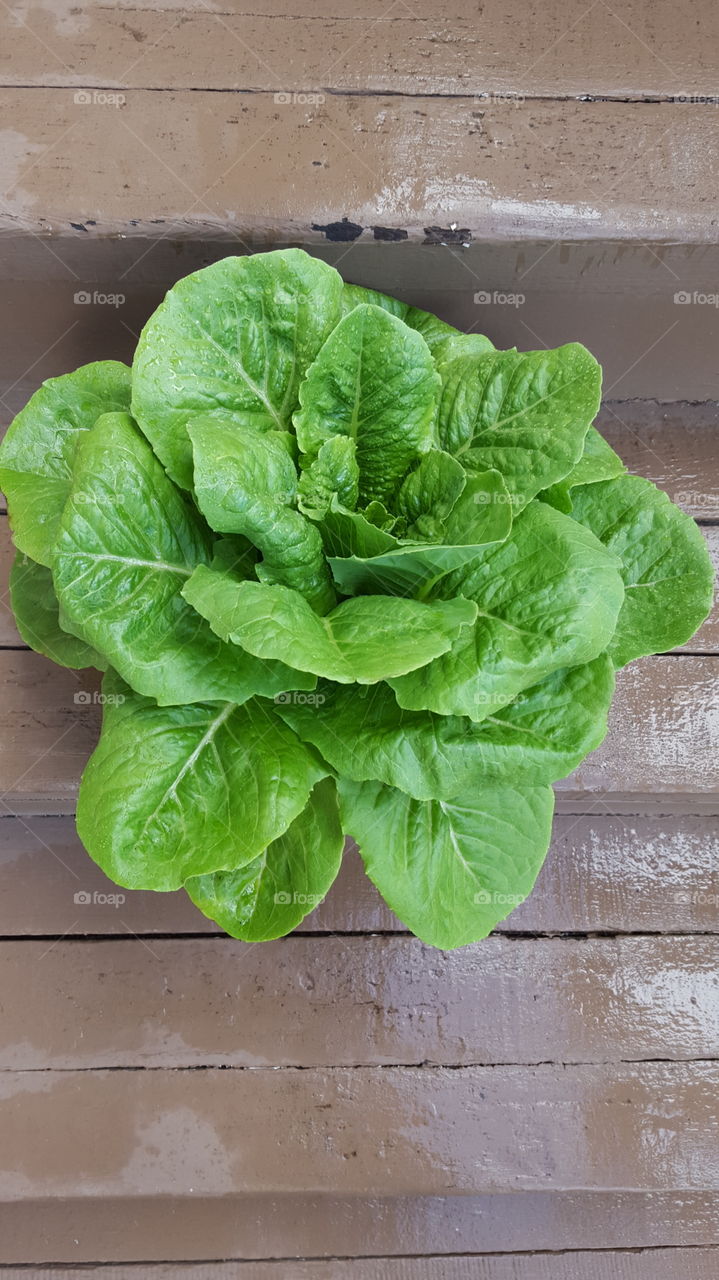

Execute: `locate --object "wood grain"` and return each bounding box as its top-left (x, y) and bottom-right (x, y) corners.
top-left (5, 1192), bottom-right (719, 1266)
top-left (4, 932), bottom-right (719, 1070)
top-left (3, 0), bottom-right (719, 99)
top-left (10, 1248), bottom-right (719, 1278)
top-left (2, 814), bottom-right (717, 938)
top-left (2, 90), bottom-right (719, 243)
top-left (2, 1063), bottom-right (719, 1197)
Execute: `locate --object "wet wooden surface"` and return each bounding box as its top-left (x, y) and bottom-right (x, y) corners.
top-left (2, 0), bottom-right (719, 1271)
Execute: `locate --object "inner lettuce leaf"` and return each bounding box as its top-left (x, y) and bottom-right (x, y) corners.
top-left (185, 777), bottom-right (344, 941)
top-left (0, 361), bottom-right (131, 566)
top-left (189, 415), bottom-right (335, 613)
top-left (77, 670), bottom-right (330, 891)
top-left (293, 303), bottom-right (440, 505)
top-left (52, 412), bottom-right (315, 705)
top-left (321, 472), bottom-right (513, 598)
top-left (297, 436), bottom-right (360, 518)
top-left (182, 570), bottom-right (478, 684)
top-left (277, 654), bottom-right (615, 800)
top-left (437, 344), bottom-right (602, 508)
top-left (131, 250), bottom-right (344, 488)
top-left (339, 777), bottom-right (555, 948)
top-left (0, 246), bottom-right (712, 951)
top-left (388, 499), bottom-right (624, 719)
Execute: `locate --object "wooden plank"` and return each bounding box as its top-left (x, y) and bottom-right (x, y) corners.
top-left (556, 655), bottom-right (719, 814)
top-left (1, 814), bottom-right (718, 938)
top-left (2, 1063), bottom-right (719, 1198)
top-left (598, 401), bottom-right (719, 520)
top-left (2, 91), bottom-right (719, 244)
top-left (4, 1192), bottom-right (719, 1266)
top-left (4, 933), bottom-right (719, 1070)
top-left (3, 0), bottom-right (718, 98)
top-left (9, 1247), bottom-right (719, 1278)
top-left (0, 650), bottom-right (715, 815)
top-left (0, 652), bottom-right (99, 813)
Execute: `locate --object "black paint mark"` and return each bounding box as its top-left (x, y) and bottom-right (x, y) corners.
top-left (312, 217), bottom-right (364, 242)
top-left (70, 222), bottom-right (88, 232)
top-left (372, 226), bottom-right (408, 241)
top-left (423, 225), bottom-right (473, 245)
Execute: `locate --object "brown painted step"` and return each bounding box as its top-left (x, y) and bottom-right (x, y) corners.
top-left (5, 1191), bottom-right (719, 1266)
top-left (4, 933), bottom-right (719, 1070)
top-left (2, 1062), bottom-right (719, 1197)
top-left (4, 0), bottom-right (718, 99)
top-left (2, 91), bottom-right (719, 244)
top-left (9, 1246), bottom-right (719, 1278)
top-left (1, 814), bottom-right (717, 938)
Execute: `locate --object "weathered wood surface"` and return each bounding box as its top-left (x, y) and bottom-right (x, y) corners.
top-left (3, 0), bottom-right (718, 99)
top-left (5, 1192), bottom-right (719, 1265)
top-left (2, 90), bottom-right (719, 243)
top-left (10, 1248), bottom-right (719, 1279)
top-left (2, 1063), bottom-right (719, 1197)
top-left (2, 814), bottom-right (717, 938)
top-left (4, 932), bottom-right (719, 1070)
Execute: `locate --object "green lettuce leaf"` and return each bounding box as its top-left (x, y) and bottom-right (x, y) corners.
top-left (340, 284), bottom-right (482, 356)
top-left (189, 415), bottom-right (335, 614)
top-left (339, 778), bottom-right (555, 947)
top-left (540, 425), bottom-right (626, 512)
top-left (396, 451), bottom-right (466, 539)
top-left (323, 472), bottom-right (513, 598)
top-left (52, 413), bottom-right (314, 705)
top-left (294, 303), bottom-right (440, 505)
top-left (76, 672), bottom-right (329, 891)
top-left (0, 361), bottom-right (131, 566)
top-left (182, 569), bottom-right (478, 683)
top-left (438, 344), bottom-right (602, 507)
top-left (297, 435), bottom-right (360, 518)
top-left (571, 474), bottom-right (715, 666)
top-left (278, 654), bottom-right (614, 800)
top-left (432, 332), bottom-right (495, 366)
top-left (9, 552), bottom-right (106, 670)
top-left (185, 777), bottom-right (344, 940)
top-left (389, 499), bottom-right (624, 719)
top-left (132, 249), bottom-right (344, 488)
